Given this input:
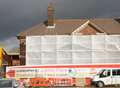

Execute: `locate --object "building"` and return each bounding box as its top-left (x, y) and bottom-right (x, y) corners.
top-left (7, 53), bottom-right (20, 66)
top-left (17, 3), bottom-right (120, 65)
top-left (0, 47), bottom-right (20, 66)
top-left (7, 47), bottom-right (20, 66)
top-left (0, 48), bottom-right (10, 66)
top-left (0, 48), bottom-right (11, 78)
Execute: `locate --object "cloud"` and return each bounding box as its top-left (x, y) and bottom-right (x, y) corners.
top-left (0, 37), bottom-right (19, 52)
top-left (0, 0), bottom-right (120, 49)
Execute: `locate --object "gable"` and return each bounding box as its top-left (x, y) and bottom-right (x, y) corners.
top-left (72, 21), bottom-right (106, 35)
top-left (80, 24), bottom-right (102, 35)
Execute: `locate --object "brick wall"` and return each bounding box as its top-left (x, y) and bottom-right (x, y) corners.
top-left (18, 36), bottom-right (26, 65)
top-left (80, 25), bottom-right (101, 35)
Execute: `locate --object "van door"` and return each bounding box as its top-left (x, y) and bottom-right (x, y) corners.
top-left (99, 69), bottom-right (112, 85)
top-left (112, 69), bottom-right (120, 85)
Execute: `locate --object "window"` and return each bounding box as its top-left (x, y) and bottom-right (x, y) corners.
top-left (100, 69), bottom-right (110, 78)
top-left (107, 70), bottom-right (111, 76)
top-left (112, 69), bottom-right (120, 76)
top-left (117, 69), bottom-right (120, 75)
top-left (112, 70), bottom-right (117, 76)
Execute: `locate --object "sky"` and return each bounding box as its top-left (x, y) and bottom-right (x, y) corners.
top-left (0, 0), bottom-right (120, 51)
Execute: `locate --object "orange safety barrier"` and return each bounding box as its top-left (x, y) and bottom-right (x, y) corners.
top-left (29, 78), bottom-right (49, 87)
top-left (29, 78), bottom-right (74, 87)
top-left (85, 77), bottom-right (92, 86)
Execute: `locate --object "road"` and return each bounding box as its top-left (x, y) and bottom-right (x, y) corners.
top-left (48, 86), bottom-right (120, 88)
top-left (48, 87), bottom-right (120, 88)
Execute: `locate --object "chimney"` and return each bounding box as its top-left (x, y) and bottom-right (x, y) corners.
top-left (47, 3), bottom-right (54, 27)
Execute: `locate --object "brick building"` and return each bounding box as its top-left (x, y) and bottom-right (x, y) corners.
top-left (7, 54), bottom-right (19, 66)
top-left (17, 3), bottom-right (120, 65)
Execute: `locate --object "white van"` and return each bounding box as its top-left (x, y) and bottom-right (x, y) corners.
top-left (92, 69), bottom-right (120, 87)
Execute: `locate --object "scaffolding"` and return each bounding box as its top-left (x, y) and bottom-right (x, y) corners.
top-left (26, 35), bottom-right (120, 65)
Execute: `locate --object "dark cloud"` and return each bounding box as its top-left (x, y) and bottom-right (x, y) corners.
top-left (0, 37), bottom-right (19, 51)
top-left (0, 0), bottom-right (120, 41)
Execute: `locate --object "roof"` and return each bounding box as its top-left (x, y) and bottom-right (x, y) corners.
top-left (18, 19), bottom-right (120, 37)
top-left (7, 48), bottom-right (19, 55)
top-left (0, 47), bottom-right (19, 55)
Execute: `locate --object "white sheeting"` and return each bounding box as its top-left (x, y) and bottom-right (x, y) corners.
top-left (26, 35), bottom-right (120, 65)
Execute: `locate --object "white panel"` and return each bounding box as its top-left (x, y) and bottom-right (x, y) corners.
top-left (72, 51), bottom-right (92, 64)
top-left (26, 36), bottom-right (41, 65)
top-left (26, 36), bottom-right (41, 52)
top-left (57, 60), bottom-right (72, 64)
top-left (57, 35), bottom-right (72, 44)
top-left (57, 51), bottom-right (72, 59)
top-left (73, 59), bottom-right (92, 64)
top-left (106, 35), bottom-right (120, 44)
top-left (57, 36), bottom-right (72, 51)
top-left (27, 45), bottom-right (41, 52)
top-left (41, 52), bottom-right (56, 64)
top-left (41, 36), bottom-right (56, 51)
top-left (92, 51), bottom-right (106, 63)
top-left (26, 36), bottom-right (41, 45)
top-left (57, 51), bottom-right (72, 64)
top-left (105, 59), bottom-right (120, 63)
top-left (26, 52), bottom-right (41, 65)
top-left (41, 44), bottom-right (56, 51)
top-left (28, 59), bottom-right (41, 65)
top-left (92, 59), bottom-right (107, 63)
top-left (72, 36), bottom-right (92, 50)
top-left (57, 44), bottom-right (72, 51)
top-left (106, 44), bottom-right (119, 51)
top-left (26, 52), bottom-right (41, 59)
top-left (92, 51), bottom-right (106, 59)
top-left (41, 36), bottom-right (56, 44)
top-left (73, 51), bottom-right (92, 58)
top-left (106, 51), bottom-right (120, 60)
top-left (106, 35), bottom-right (120, 51)
top-left (92, 35), bottom-right (105, 50)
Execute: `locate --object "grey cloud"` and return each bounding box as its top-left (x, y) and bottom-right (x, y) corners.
top-left (0, 0), bottom-right (120, 47)
top-left (0, 37), bottom-right (19, 51)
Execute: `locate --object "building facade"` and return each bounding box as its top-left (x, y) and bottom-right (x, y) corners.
top-left (17, 3), bottom-right (120, 65)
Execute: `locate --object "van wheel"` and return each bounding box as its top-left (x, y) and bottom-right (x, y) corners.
top-left (96, 81), bottom-right (104, 88)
